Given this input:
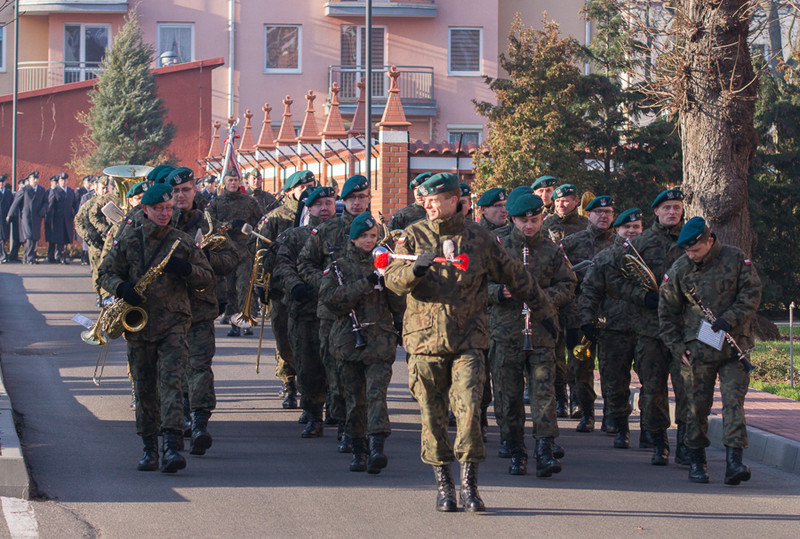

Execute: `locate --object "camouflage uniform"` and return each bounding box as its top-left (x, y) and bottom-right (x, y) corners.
top-left (659, 241), bottom-right (761, 449)
top-left (247, 187), bottom-right (277, 215)
top-left (256, 196), bottom-right (299, 382)
top-left (74, 193), bottom-right (115, 296)
top-left (97, 219), bottom-right (214, 437)
top-left (608, 220), bottom-right (687, 439)
top-left (560, 223), bottom-right (615, 413)
top-left (297, 210), bottom-right (358, 425)
top-left (479, 216), bottom-right (504, 233)
top-left (319, 242), bottom-right (404, 440)
top-left (273, 214), bottom-right (326, 415)
top-left (578, 235), bottom-right (638, 426)
top-left (389, 203), bottom-right (426, 232)
top-left (384, 211), bottom-right (555, 465)
top-left (488, 227), bottom-right (575, 446)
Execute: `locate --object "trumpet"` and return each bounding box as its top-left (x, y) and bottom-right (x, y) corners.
top-left (231, 249), bottom-right (269, 329)
top-left (573, 317), bottom-right (606, 362)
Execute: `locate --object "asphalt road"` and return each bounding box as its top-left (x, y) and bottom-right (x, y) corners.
top-left (1, 263), bottom-right (799, 538)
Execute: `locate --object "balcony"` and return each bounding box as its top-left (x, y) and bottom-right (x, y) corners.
top-left (19, 1), bottom-right (128, 13)
top-left (19, 61), bottom-right (105, 92)
top-left (328, 64), bottom-right (436, 116)
top-left (324, 1), bottom-right (437, 18)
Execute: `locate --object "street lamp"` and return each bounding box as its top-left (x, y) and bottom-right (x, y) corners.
top-left (159, 50), bottom-right (179, 67)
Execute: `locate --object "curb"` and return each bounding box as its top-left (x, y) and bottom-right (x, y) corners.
top-left (0, 370), bottom-right (30, 498)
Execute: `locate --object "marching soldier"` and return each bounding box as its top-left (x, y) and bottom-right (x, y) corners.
top-left (255, 170), bottom-right (316, 408)
top-left (319, 212), bottom-right (404, 473)
top-left (297, 174), bottom-right (372, 453)
top-left (74, 176), bottom-right (114, 303)
top-left (475, 187), bottom-right (507, 232)
top-left (245, 170), bottom-right (277, 214)
top-left (659, 217), bottom-right (761, 484)
top-left (608, 189), bottom-right (688, 465)
top-left (389, 172), bottom-right (430, 231)
top-left (532, 175), bottom-right (557, 216)
top-left (578, 208), bottom-right (643, 448)
top-left (384, 172), bottom-right (555, 513)
top-left (273, 186), bottom-right (337, 436)
top-left (98, 183), bottom-right (214, 473)
top-left (459, 183), bottom-right (474, 221)
top-left (489, 194), bottom-right (575, 477)
top-left (560, 195), bottom-right (616, 431)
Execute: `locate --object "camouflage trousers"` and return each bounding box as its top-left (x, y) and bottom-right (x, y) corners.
top-left (567, 337), bottom-right (596, 409)
top-left (289, 315), bottom-right (326, 412)
top-left (224, 252), bottom-right (253, 316)
top-left (128, 324), bottom-right (189, 437)
top-left (408, 350), bottom-right (486, 465)
top-left (636, 335), bottom-right (688, 433)
top-left (554, 333), bottom-right (568, 388)
top-left (185, 320), bottom-right (216, 412)
top-left (490, 341), bottom-right (559, 443)
top-left (340, 360), bottom-right (393, 439)
top-left (319, 318), bottom-right (346, 424)
top-left (481, 349), bottom-right (492, 412)
top-left (88, 245), bottom-right (103, 296)
top-left (269, 297), bottom-right (296, 381)
top-left (681, 342), bottom-right (749, 449)
top-left (597, 329), bottom-right (636, 423)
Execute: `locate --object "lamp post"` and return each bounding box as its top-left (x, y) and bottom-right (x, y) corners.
top-left (365, 0), bottom-right (372, 187)
top-left (12, 0), bottom-right (20, 190)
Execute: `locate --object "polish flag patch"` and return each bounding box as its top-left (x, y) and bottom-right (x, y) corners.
top-left (744, 259), bottom-right (751, 265)
top-left (397, 237), bottom-right (406, 245)
top-left (663, 273), bottom-right (669, 281)
top-left (311, 228), bottom-right (318, 235)
top-left (323, 268), bottom-right (330, 275)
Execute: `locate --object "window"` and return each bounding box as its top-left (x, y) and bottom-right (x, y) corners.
top-left (0, 26), bottom-right (5, 72)
top-left (449, 28), bottom-right (481, 75)
top-left (447, 127), bottom-right (482, 146)
top-left (157, 24), bottom-right (194, 66)
top-left (265, 25), bottom-right (301, 73)
top-left (340, 25), bottom-right (386, 98)
top-left (64, 24), bottom-right (110, 83)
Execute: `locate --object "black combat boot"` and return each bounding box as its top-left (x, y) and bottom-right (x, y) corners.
top-left (433, 464), bottom-right (457, 512)
top-left (601, 412), bottom-right (618, 435)
top-left (688, 447), bottom-right (709, 483)
top-left (508, 443), bottom-right (528, 476)
top-left (137, 434), bottom-right (159, 471)
top-left (160, 430), bottom-right (187, 474)
top-left (675, 423), bottom-right (690, 465)
top-left (724, 446), bottom-right (751, 485)
top-left (535, 437), bottom-right (562, 478)
top-left (552, 441), bottom-right (565, 459)
top-left (130, 380), bottom-right (137, 410)
top-left (242, 327), bottom-right (253, 336)
top-left (190, 410), bottom-right (213, 456)
top-left (367, 434), bottom-right (388, 474)
top-left (337, 423), bottom-right (353, 453)
top-left (301, 410), bottom-right (323, 438)
top-left (281, 378), bottom-right (298, 409)
top-left (227, 324), bottom-right (240, 337)
top-left (639, 428), bottom-right (655, 449)
top-left (297, 410), bottom-right (310, 424)
top-left (460, 462), bottom-right (485, 512)
top-left (555, 384), bottom-right (568, 418)
top-left (613, 417), bottom-right (630, 449)
top-left (349, 438), bottom-right (368, 472)
top-left (498, 439), bottom-right (512, 458)
top-left (480, 408), bottom-right (489, 443)
top-left (576, 406), bottom-right (595, 433)
top-left (182, 395), bottom-right (192, 438)
top-left (569, 387), bottom-right (582, 419)
top-left (651, 430), bottom-right (670, 466)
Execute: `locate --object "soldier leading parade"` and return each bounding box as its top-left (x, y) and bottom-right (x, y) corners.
top-left (52, 158), bottom-right (761, 503)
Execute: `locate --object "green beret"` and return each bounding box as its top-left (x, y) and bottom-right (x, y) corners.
top-left (349, 212), bottom-right (377, 239)
top-left (476, 187), bottom-right (507, 207)
top-left (532, 175), bottom-right (557, 189)
top-left (95, 176), bottom-right (110, 186)
top-left (459, 183), bottom-right (472, 197)
top-left (677, 216), bottom-right (708, 248)
top-left (507, 194), bottom-right (544, 217)
top-left (506, 186), bottom-right (533, 208)
top-left (341, 174), bottom-right (369, 200)
top-left (417, 172), bottom-right (460, 197)
top-left (283, 170), bottom-right (316, 192)
top-left (410, 172), bottom-right (433, 189)
top-left (147, 164), bottom-right (175, 184)
top-left (167, 167), bottom-right (194, 187)
top-left (613, 208), bottom-right (642, 227)
top-left (126, 181), bottom-right (148, 199)
top-left (585, 195), bottom-right (614, 212)
top-left (141, 183), bottom-right (173, 205)
top-left (552, 184), bottom-right (577, 200)
top-left (306, 186), bottom-right (336, 207)
top-left (651, 188), bottom-right (684, 208)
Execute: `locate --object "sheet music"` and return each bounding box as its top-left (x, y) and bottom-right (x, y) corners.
top-left (697, 320), bottom-right (725, 351)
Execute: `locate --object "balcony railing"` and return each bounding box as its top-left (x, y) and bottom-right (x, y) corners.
top-left (18, 61), bottom-right (105, 92)
top-left (329, 64), bottom-right (434, 102)
top-left (324, 1), bottom-right (437, 18)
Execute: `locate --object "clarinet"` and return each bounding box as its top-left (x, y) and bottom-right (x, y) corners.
top-left (521, 245), bottom-right (533, 351)
top-left (327, 241), bottom-right (368, 348)
top-left (687, 287), bottom-right (755, 373)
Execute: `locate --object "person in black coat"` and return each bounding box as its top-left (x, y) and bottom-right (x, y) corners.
top-left (47, 172), bottom-right (77, 263)
top-left (0, 174), bottom-right (20, 263)
top-left (45, 175), bottom-right (59, 262)
top-left (7, 171), bottom-right (48, 264)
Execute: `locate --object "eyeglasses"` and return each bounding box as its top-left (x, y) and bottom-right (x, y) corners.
top-left (591, 209), bottom-right (614, 215)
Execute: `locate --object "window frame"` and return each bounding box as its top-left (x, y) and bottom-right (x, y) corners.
top-left (156, 22), bottom-right (195, 67)
top-left (264, 24), bottom-right (302, 74)
top-left (448, 27), bottom-right (482, 77)
top-left (447, 125), bottom-right (483, 146)
top-left (0, 26), bottom-right (5, 73)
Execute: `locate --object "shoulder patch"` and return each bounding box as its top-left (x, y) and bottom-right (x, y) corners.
top-left (311, 228), bottom-right (318, 235)
top-left (396, 236), bottom-right (406, 245)
top-left (497, 236), bottom-right (502, 244)
top-left (323, 268), bottom-right (330, 275)
top-left (112, 239), bottom-right (118, 246)
top-left (663, 273), bottom-right (669, 282)
top-left (744, 259), bottom-right (751, 265)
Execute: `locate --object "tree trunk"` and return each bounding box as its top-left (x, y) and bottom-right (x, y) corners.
top-left (677, 0), bottom-right (757, 256)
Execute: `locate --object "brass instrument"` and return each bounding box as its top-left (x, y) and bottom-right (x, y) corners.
top-left (621, 241), bottom-right (658, 292)
top-left (521, 245), bottom-right (533, 351)
top-left (578, 191), bottom-right (595, 217)
top-left (687, 287), bottom-right (755, 373)
top-left (376, 212), bottom-right (402, 251)
top-left (231, 248), bottom-right (269, 329)
top-left (103, 165), bottom-right (154, 213)
top-left (328, 241), bottom-right (371, 348)
top-left (573, 317), bottom-right (607, 361)
top-left (199, 211), bottom-right (228, 251)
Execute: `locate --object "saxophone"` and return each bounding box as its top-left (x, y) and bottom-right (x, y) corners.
top-left (199, 211), bottom-right (228, 251)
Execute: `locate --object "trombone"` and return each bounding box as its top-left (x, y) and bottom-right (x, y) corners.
top-left (231, 249), bottom-right (270, 329)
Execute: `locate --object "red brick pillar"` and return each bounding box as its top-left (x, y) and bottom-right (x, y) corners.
top-left (375, 67), bottom-right (411, 220)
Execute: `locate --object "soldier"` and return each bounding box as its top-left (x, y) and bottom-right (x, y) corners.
top-left (98, 183), bottom-right (214, 473)
top-left (8, 172), bottom-right (47, 264)
top-left (384, 173), bottom-right (555, 513)
top-left (319, 212), bottom-right (403, 473)
top-left (532, 175), bottom-right (557, 216)
top-left (389, 172), bottom-right (430, 231)
top-left (608, 188), bottom-right (688, 465)
top-left (207, 170), bottom-right (262, 337)
top-left (273, 186), bottom-right (337, 436)
top-left (298, 174), bottom-right (372, 452)
top-left (459, 183), bottom-right (474, 221)
top-left (74, 177), bottom-right (113, 303)
top-left (199, 175), bottom-right (217, 204)
top-left (560, 195), bottom-right (617, 432)
top-left (475, 187), bottom-right (507, 232)
top-left (578, 208), bottom-right (643, 448)
top-left (169, 167), bottom-right (239, 454)
top-left (245, 170), bottom-right (277, 214)
top-left (1, 174), bottom-right (20, 263)
top-left (659, 217), bottom-right (761, 485)
top-left (255, 170), bottom-right (316, 408)
top-left (76, 177), bottom-right (95, 265)
top-left (489, 194), bottom-right (575, 477)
